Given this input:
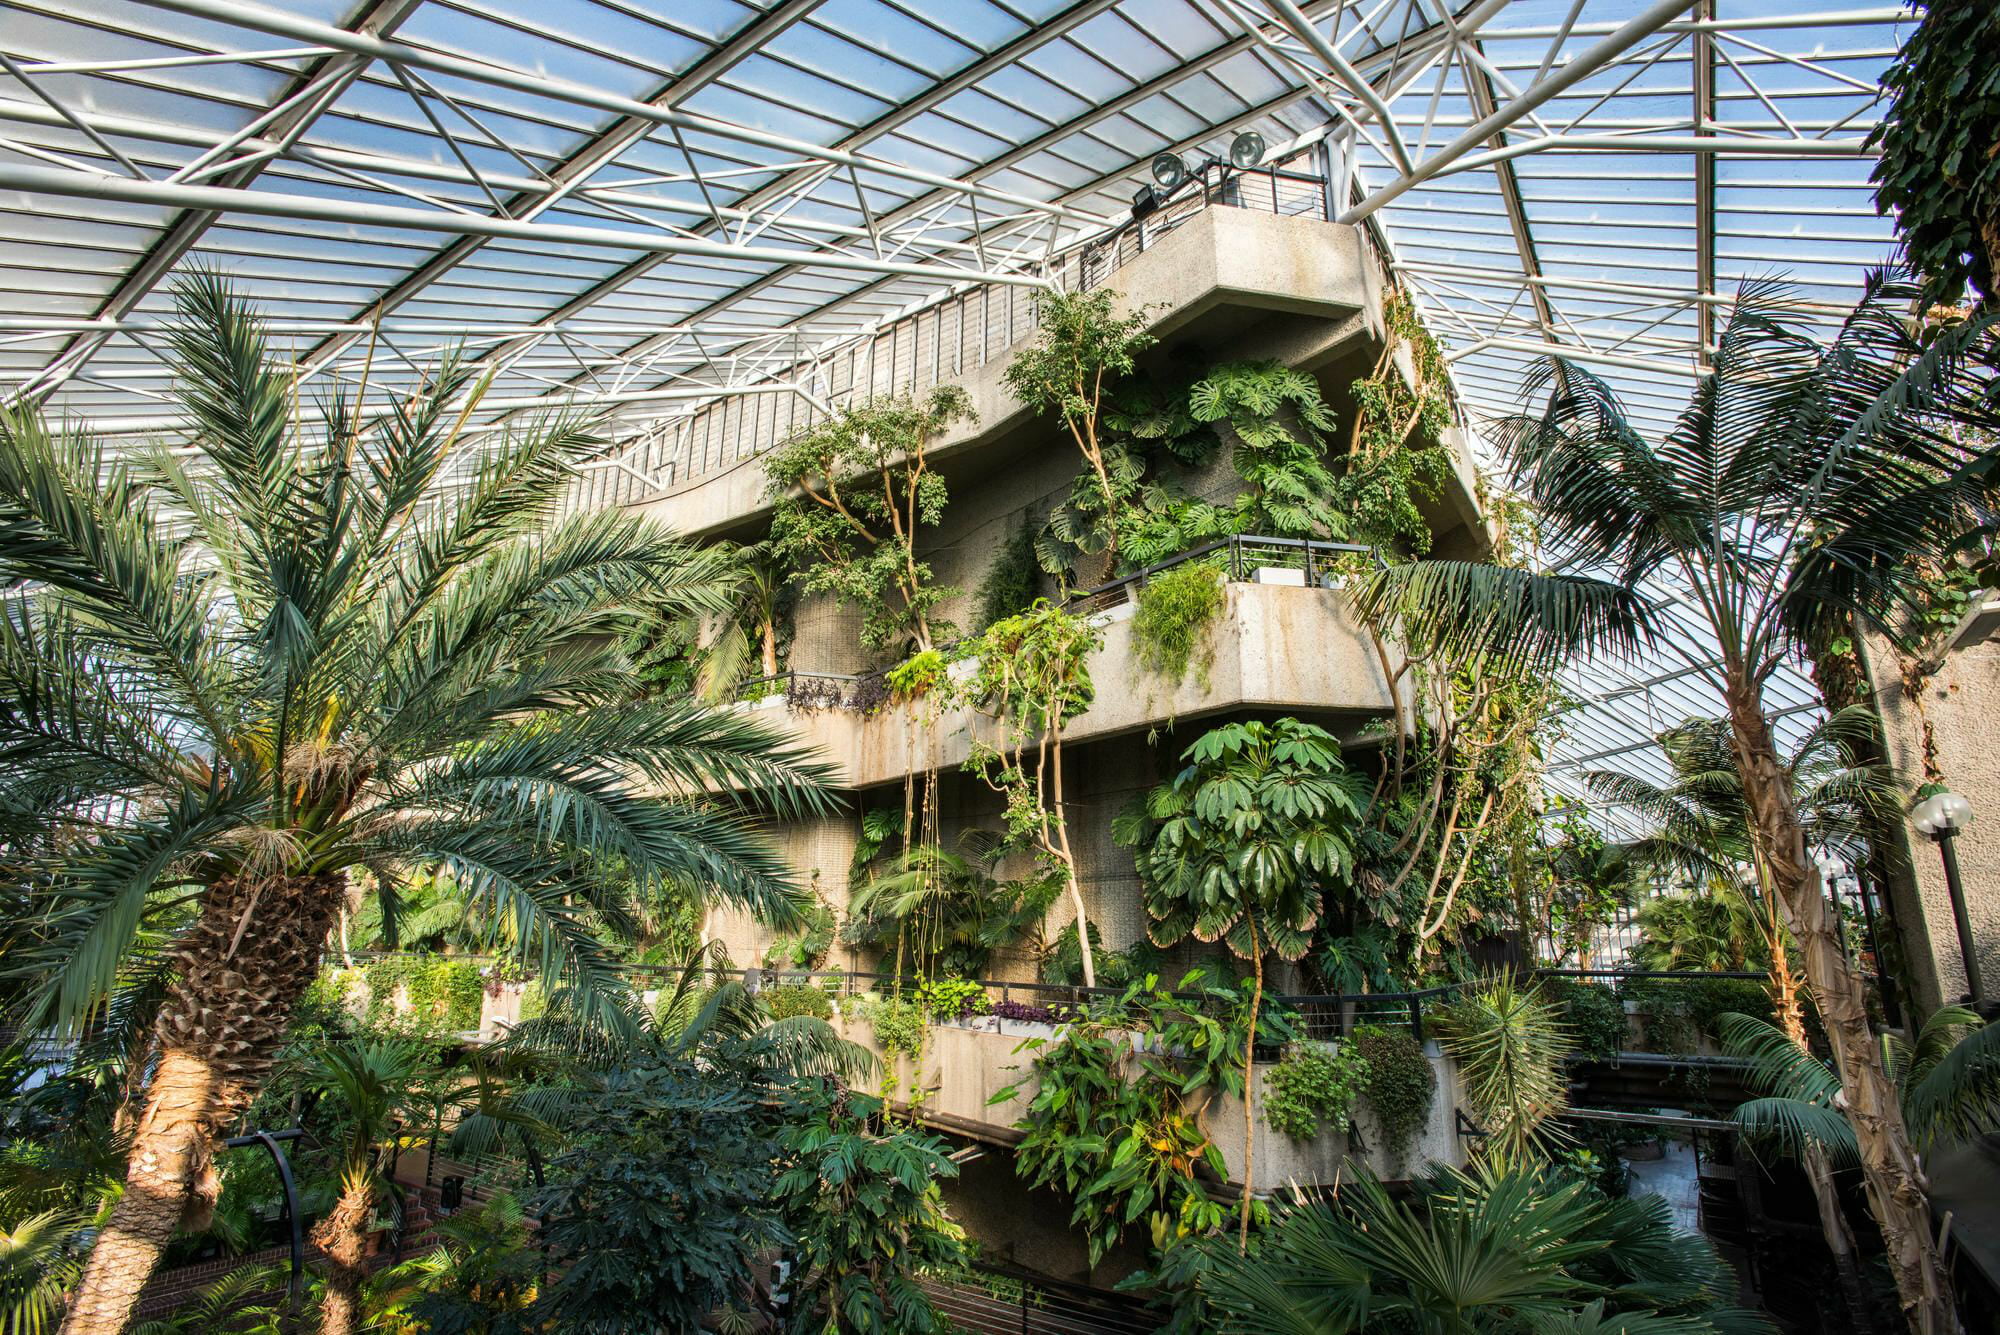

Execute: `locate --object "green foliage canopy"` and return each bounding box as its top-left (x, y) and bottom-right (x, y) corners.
top-left (1118, 719), bottom-right (1368, 963)
top-left (1869, 0), bottom-right (2000, 302)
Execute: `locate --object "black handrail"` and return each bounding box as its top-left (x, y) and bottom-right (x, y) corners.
top-left (222, 1127), bottom-right (305, 1330)
top-left (731, 533), bottom-right (1384, 704)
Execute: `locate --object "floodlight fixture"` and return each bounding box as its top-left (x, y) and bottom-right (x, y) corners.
top-left (1230, 131), bottom-right (1267, 170)
top-left (1151, 152), bottom-right (1188, 191)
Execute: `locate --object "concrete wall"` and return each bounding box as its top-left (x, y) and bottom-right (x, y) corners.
top-left (1863, 627), bottom-right (2000, 1012)
top-left (628, 207), bottom-right (1485, 559)
top-left (743, 580), bottom-right (1395, 791)
top-left (829, 1011), bottom-right (1467, 1191)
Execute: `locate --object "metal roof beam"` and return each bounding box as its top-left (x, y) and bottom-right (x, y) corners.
top-left (5, 0), bottom-right (423, 406)
top-left (295, 0), bottom-right (825, 372)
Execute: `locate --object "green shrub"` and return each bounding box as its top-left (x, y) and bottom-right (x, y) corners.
top-left (362, 955), bottom-right (483, 1032)
top-left (855, 994), bottom-right (926, 1058)
top-left (518, 979), bottom-right (546, 1023)
top-left (1623, 976), bottom-right (1775, 1052)
top-left (1131, 559), bottom-right (1224, 687)
top-left (1540, 978), bottom-right (1627, 1062)
top-left (1353, 1025), bottom-right (1435, 1168)
top-left (974, 513), bottom-right (1041, 629)
top-left (761, 982), bottom-right (834, 1022)
top-left (1265, 1042), bottom-right (1370, 1140)
top-left (914, 976), bottom-right (988, 1022)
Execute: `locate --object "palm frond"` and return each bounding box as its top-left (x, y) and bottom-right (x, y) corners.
top-left (1729, 1096), bottom-right (1860, 1170)
top-left (1903, 1012), bottom-right (2000, 1148)
top-left (1716, 1012), bottom-right (1842, 1104)
top-left (1356, 561), bottom-right (1655, 671)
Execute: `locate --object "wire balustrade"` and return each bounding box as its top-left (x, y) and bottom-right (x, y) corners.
top-left (566, 149), bottom-right (1335, 515)
top-left (728, 532), bottom-right (1377, 707)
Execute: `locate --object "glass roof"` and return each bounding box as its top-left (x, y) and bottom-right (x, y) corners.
top-left (0, 0), bottom-right (1911, 829)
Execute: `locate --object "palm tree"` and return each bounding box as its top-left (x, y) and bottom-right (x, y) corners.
top-left (1593, 711), bottom-right (1900, 1319)
top-left (1358, 274), bottom-right (2000, 1333)
top-left (1723, 1004), bottom-right (2000, 1176)
top-left (0, 275), bottom-right (838, 1335)
top-left (0, 1210), bottom-right (84, 1335)
top-left (1192, 1163), bottom-right (1757, 1334)
top-left (297, 1038), bottom-right (451, 1335)
top-left (695, 540), bottom-right (789, 702)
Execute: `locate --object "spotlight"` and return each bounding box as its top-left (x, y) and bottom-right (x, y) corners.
top-left (1150, 152), bottom-right (1187, 191)
top-left (1229, 130), bottom-right (1267, 170)
top-left (1130, 183), bottom-right (1162, 221)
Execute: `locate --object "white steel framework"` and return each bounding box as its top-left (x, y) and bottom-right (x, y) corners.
top-left (0, 0), bottom-right (1911, 817)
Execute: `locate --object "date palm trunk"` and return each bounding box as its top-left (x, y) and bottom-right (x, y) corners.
top-left (1723, 683), bottom-right (1954, 1335)
top-left (60, 873), bottom-right (339, 1335)
top-left (312, 1175), bottom-right (375, 1335)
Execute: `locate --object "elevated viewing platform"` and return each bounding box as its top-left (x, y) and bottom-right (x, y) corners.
top-left (735, 550), bottom-right (1400, 792)
top-left (624, 202), bottom-right (1485, 554)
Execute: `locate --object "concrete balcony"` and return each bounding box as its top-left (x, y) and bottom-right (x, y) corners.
top-left (829, 1010), bottom-right (1468, 1189)
top-left (735, 577), bottom-right (1397, 792)
top-left (630, 206), bottom-right (1484, 554)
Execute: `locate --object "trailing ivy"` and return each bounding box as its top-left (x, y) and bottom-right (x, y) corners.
top-left (1353, 1024), bottom-right (1435, 1169)
top-left (1264, 1042), bottom-right (1370, 1141)
top-left (1131, 559), bottom-right (1225, 688)
top-left (973, 512), bottom-right (1042, 629)
top-left (854, 993), bottom-right (926, 1061)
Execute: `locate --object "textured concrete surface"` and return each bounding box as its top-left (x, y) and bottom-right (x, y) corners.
top-left (832, 1012), bottom-right (1467, 1189)
top-left (627, 206), bottom-right (1483, 553)
top-left (1862, 626), bottom-right (2000, 1013)
top-left (745, 580), bottom-right (1396, 792)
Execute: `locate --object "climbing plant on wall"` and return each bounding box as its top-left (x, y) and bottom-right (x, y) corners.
top-left (764, 386), bottom-right (973, 653)
top-left (961, 600), bottom-right (1104, 987)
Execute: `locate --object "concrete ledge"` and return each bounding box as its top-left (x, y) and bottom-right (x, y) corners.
top-left (740, 580), bottom-right (1397, 790)
top-left (833, 1011), bottom-right (1466, 1188)
top-left (630, 207), bottom-right (1377, 540)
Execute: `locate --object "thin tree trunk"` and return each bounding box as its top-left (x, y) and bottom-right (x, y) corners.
top-left (312, 1177), bottom-right (374, 1335)
top-left (1723, 684), bottom-right (1954, 1335)
top-left (1807, 1139), bottom-right (1879, 1332)
top-left (1047, 733), bottom-right (1094, 989)
top-left (761, 618), bottom-right (779, 678)
top-left (1239, 918), bottom-right (1263, 1254)
top-left (61, 873), bottom-right (339, 1335)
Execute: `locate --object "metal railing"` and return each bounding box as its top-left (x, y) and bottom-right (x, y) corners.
top-left (566, 148), bottom-right (1337, 514)
top-left (684, 965), bottom-right (1458, 1045)
top-left (918, 1261), bottom-right (1160, 1335)
top-left (731, 533), bottom-right (1378, 706)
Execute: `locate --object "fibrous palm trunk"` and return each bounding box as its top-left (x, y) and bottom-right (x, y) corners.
top-left (1724, 688), bottom-right (1954, 1335)
top-left (60, 873), bottom-right (339, 1335)
top-left (311, 1176), bottom-right (375, 1335)
top-left (1765, 919), bottom-right (1877, 1329)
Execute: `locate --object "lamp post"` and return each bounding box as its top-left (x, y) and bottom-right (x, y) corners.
top-left (1911, 789), bottom-right (1984, 1008)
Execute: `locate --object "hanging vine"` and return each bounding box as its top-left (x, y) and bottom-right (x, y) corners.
top-left (961, 601), bottom-right (1104, 988)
